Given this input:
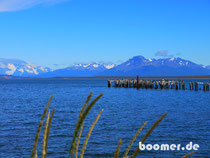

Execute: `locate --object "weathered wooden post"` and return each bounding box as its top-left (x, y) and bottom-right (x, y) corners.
top-left (189, 82), bottom-right (192, 90)
top-left (206, 82), bottom-right (209, 91)
top-left (195, 82), bottom-right (198, 91)
top-left (151, 81), bottom-right (154, 88)
top-left (139, 80), bottom-right (142, 88)
top-left (141, 80), bottom-right (144, 89)
top-left (179, 81), bottom-right (181, 89)
top-left (192, 82), bottom-right (194, 90)
top-left (160, 81), bottom-right (163, 89)
top-left (121, 80), bottom-right (124, 87)
top-left (137, 76), bottom-right (139, 89)
top-left (133, 80), bottom-right (137, 88)
top-left (121, 80), bottom-right (123, 87)
top-left (175, 81), bottom-right (178, 90)
top-left (108, 80), bottom-right (111, 87)
top-left (182, 81), bottom-right (185, 90)
top-left (125, 80), bottom-right (128, 88)
top-left (171, 81), bottom-right (174, 89)
top-left (118, 80), bottom-right (121, 87)
top-left (155, 81), bottom-right (158, 89)
top-left (203, 83), bottom-right (206, 91)
top-left (145, 80), bottom-right (149, 89)
top-left (162, 80), bottom-right (165, 89)
top-left (129, 80), bottom-right (132, 88)
top-left (148, 81), bottom-right (151, 88)
top-left (166, 81), bottom-right (169, 89)
top-left (145, 80), bottom-right (147, 89)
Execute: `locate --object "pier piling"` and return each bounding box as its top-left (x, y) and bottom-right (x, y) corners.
top-left (108, 77), bottom-right (209, 92)
top-left (137, 76), bottom-right (139, 89)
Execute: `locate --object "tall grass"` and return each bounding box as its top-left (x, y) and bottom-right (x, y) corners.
top-left (69, 92), bottom-right (104, 157)
top-left (32, 93), bottom-right (196, 158)
top-left (80, 109), bottom-right (104, 158)
top-left (123, 121), bottom-right (147, 158)
top-left (42, 111), bottom-right (50, 158)
top-left (114, 139), bottom-right (122, 158)
top-left (31, 95), bottom-right (53, 158)
top-left (75, 122), bottom-right (85, 158)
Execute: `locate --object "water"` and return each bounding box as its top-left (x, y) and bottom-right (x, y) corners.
top-left (0, 78), bottom-right (209, 158)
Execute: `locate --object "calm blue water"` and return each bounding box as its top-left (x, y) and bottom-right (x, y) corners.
top-left (0, 79), bottom-right (209, 158)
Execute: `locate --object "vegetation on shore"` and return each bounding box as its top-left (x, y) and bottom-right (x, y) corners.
top-left (31, 93), bottom-right (195, 158)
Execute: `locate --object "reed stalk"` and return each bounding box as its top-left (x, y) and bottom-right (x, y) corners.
top-left (73, 92), bottom-right (93, 157)
top-left (130, 112), bottom-right (168, 158)
top-left (123, 121), bottom-right (147, 158)
top-left (70, 93), bottom-right (104, 157)
top-left (35, 151), bottom-right (37, 158)
top-left (81, 92), bottom-right (93, 114)
top-left (182, 151), bottom-right (196, 158)
top-left (69, 92), bottom-right (93, 157)
top-left (42, 111), bottom-right (50, 158)
top-left (45, 108), bottom-right (55, 154)
top-left (75, 122), bottom-right (85, 158)
top-left (114, 139), bottom-right (122, 158)
top-left (80, 109), bottom-right (104, 158)
top-left (32, 95), bottom-right (53, 158)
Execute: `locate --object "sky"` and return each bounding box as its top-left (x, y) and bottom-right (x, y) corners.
top-left (0, 0), bottom-right (210, 68)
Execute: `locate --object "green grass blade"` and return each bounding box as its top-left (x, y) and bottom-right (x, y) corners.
top-left (79, 109), bottom-right (104, 158)
top-left (114, 139), bottom-right (122, 158)
top-left (45, 108), bottom-right (55, 154)
top-left (131, 112), bottom-right (168, 158)
top-left (70, 93), bottom-right (104, 157)
top-left (42, 111), bottom-right (50, 158)
top-left (32, 95), bottom-right (53, 158)
top-left (123, 121), bottom-right (147, 158)
top-left (182, 151), bottom-right (196, 158)
top-left (75, 122), bottom-right (85, 158)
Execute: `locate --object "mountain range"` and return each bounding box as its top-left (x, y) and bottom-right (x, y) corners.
top-left (0, 56), bottom-right (210, 77)
top-left (40, 63), bottom-right (115, 77)
top-left (99, 56), bottom-right (210, 76)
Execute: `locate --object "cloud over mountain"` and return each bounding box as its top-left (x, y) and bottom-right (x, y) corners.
top-left (155, 50), bottom-right (174, 58)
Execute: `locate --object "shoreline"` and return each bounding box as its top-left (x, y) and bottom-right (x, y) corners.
top-left (1, 75), bottom-right (210, 80)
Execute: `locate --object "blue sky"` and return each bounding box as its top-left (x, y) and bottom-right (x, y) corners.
top-left (0, 0), bottom-right (210, 68)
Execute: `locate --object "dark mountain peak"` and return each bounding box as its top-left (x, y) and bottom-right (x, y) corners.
top-left (99, 55), bottom-right (210, 76)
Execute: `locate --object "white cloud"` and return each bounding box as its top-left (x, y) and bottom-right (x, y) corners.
top-left (0, 0), bottom-right (68, 12)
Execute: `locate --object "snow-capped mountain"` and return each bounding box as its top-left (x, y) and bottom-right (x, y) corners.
top-left (0, 58), bottom-right (51, 76)
top-left (1, 57), bottom-right (210, 77)
top-left (99, 56), bottom-right (210, 76)
top-left (71, 63), bottom-right (115, 70)
top-left (40, 62), bottom-right (116, 77)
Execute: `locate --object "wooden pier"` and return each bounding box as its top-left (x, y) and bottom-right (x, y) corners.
top-left (107, 76), bottom-right (210, 92)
